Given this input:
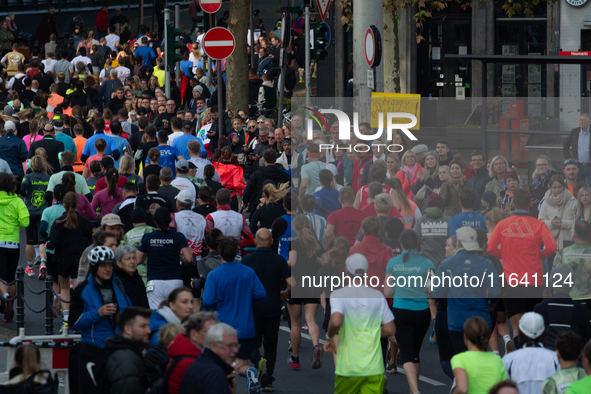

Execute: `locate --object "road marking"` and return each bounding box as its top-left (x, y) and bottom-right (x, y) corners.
top-left (279, 326), bottom-right (325, 344)
top-left (279, 326), bottom-right (446, 387)
top-left (395, 368), bottom-right (446, 386)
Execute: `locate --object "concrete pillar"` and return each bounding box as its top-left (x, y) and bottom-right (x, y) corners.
top-left (471, 0), bottom-right (494, 98)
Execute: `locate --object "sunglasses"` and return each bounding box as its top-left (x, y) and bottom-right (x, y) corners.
top-left (564, 159), bottom-right (579, 166)
top-left (257, 121), bottom-right (264, 124)
top-left (248, 126), bottom-right (256, 129)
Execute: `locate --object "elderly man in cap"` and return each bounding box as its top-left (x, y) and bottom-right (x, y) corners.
top-left (172, 160), bottom-right (199, 207)
top-left (0, 120), bottom-right (27, 182)
top-left (411, 144), bottom-right (429, 168)
top-left (324, 253), bottom-right (395, 394)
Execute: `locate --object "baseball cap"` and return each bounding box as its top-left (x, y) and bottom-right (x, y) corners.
top-left (519, 312), bottom-right (545, 339)
top-left (176, 159), bottom-right (189, 171)
top-left (325, 163), bottom-right (337, 176)
top-left (481, 191), bottom-right (497, 204)
top-left (345, 254), bottom-right (368, 276)
top-left (175, 190), bottom-right (193, 204)
top-left (4, 120), bottom-right (15, 131)
top-left (101, 214), bottom-right (123, 227)
top-left (131, 207), bottom-right (147, 224)
top-left (101, 156), bottom-right (114, 169)
top-left (411, 144), bottom-right (429, 155)
top-left (188, 161), bottom-right (196, 169)
top-left (456, 227), bottom-right (479, 251)
top-left (193, 85), bottom-right (203, 94)
top-left (182, 120), bottom-right (193, 131)
top-left (136, 106), bottom-right (147, 116)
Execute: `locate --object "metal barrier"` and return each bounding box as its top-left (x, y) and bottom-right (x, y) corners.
top-left (0, 267), bottom-right (70, 335)
top-left (0, 327), bottom-right (81, 393)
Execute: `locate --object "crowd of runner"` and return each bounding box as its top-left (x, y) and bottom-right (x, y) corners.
top-left (0, 5), bottom-right (590, 394)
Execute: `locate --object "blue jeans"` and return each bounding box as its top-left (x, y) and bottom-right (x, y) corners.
top-left (578, 163), bottom-right (591, 185)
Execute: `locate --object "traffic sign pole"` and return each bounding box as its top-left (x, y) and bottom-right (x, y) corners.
top-left (175, 4), bottom-right (181, 84)
top-left (305, 6), bottom-right (310, 111)
top-left (217, 60), bottom-right (223, 138)
top-left (164, 8), bottom-right (170, 99)
top-left (208, 13), bottom-right (213, 86)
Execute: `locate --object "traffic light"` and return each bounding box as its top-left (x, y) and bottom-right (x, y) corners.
top-left (166, 22), bottom-right (183, 67)
top-left (313, 24), bottom-right (328, 61)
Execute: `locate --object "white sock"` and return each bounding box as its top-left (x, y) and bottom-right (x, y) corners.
top-left (63, 311), bottom-right (69, 321)
top-left (492, 350), bottom-right (500, 355)
top-left (503, 335), bottom-right (511, 343)
top-left (34, 245), bottom-right (40, 259)
top-left (3, 293), bottom-right (8, 299)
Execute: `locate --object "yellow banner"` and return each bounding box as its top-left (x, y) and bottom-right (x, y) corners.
top-left (370, 92), bottom-right (421, 130)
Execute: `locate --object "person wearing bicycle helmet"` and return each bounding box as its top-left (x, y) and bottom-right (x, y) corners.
top-left (69, 245), bottom-right (133, 347)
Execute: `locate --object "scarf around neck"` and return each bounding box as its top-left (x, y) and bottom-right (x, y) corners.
top-left (403, 162), bottom-right (419, 180)
top-left (544, 188), bottom-right (572, 207)
top-left (531, 170), bottom-right (552, 191)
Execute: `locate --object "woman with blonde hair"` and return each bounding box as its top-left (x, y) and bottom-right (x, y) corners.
top-left (287, 215), bottom-right (325, 370)
top-left (386, 153), bottom-right (401, 180)
top-left (530, 155), bottom-right (560, 216)
top-left (575, 185), bottom-right (591, 223)
top-left (485, 208), bottom-right (511, 236)
top-left (485, 155), bottom-right (518, 197)
top-left (396, 150), bottom-right (423, 199)
top-left (189, 43), bottom-right (203, 69)
top-left (2, 344), bottom-right (44, 386)
top-left (249, 182), bottom-right (289, 234)
top-left (118, 155), bottom-right (145, 193)
top-left (388, 177), bottom-right (421, 229)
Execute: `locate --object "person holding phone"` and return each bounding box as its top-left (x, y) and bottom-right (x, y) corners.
top-left (538, 175), bottom-right (577, 251)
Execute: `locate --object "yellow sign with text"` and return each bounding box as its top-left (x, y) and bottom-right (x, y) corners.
top-left (370, 93), bottom-right (421, 130)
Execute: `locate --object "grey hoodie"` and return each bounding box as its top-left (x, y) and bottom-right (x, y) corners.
top-left (413, 207), bottom-right (450, 268)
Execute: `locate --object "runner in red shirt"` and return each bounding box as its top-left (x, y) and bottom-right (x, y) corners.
top-left (324, 186), bottom-right (366, 248)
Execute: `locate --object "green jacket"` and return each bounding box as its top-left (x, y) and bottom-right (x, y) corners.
top-left (0, 191), bottom-right (29, 244)
top-left (542, 366), bottom-right (587, 394)
top-left (0, 30), bottom-right (14, 50)
top-left (440, 181), bottom-right (471, 217)
top-left (553, 243), bottom-right (591, 300)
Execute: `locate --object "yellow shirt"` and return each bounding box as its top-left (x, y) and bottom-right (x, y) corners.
top-left (153, 67), bottom-right (165, 87)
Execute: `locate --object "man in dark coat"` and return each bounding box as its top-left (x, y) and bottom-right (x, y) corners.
top-left (178, 323), bottom-right (241, 394)
top-left (104, 307), bottom-right (152, 394)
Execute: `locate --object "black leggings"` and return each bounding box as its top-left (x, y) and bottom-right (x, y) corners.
top-left (392, 307), bottom-right (430, 364)
top-left (0, 247), bottom-right (20, 284)
top-left (449, 330), bottom-right (468, 356)
top-left (435, 310), bottom-right (455, 380)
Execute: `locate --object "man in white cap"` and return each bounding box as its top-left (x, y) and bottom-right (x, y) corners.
top-left (172, 160), bottom-right (199, 207)
top-left (411, 144), bottom-right (429, 167)
top-left (433, 226), bottom-right (501, 355)
top-left (502, 312), bottom-right (559, 394)
top-left (171, 190), bottom-right (206, 268)
top-left (324, 253), bottom-right (395, 394)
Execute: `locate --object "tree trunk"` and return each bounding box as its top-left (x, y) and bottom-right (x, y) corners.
top-left (227, 0), bottom-right (250, 113)
top-left (383, 8), bottom-right (400, 94)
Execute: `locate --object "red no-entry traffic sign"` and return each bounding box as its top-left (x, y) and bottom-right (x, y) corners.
top-left (365, 26), bottom-right (382, 68)
top-left (203, 27), bottom-right (236, 60)
top-left (199, 0), bottom-right (222, 14)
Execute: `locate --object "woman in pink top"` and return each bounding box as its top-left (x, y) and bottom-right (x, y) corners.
top-left (91, 167), bottom-right (124, 217)
top-left (22, 120), bottom-right (43, 151)
top-left (82, 137), bottom-right (106, 178)
top-left (61, 172), bottom-right (96, 221)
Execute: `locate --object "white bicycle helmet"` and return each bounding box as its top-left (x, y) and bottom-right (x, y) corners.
top-left (87, 246), bottom-right (116, 266)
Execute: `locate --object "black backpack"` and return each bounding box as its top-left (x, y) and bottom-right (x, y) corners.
top-left (68, 342), bottom-right (111, 394)
top-left (147, 355), bottom-right (196, 394)
top-left (12, 76), bottom-right (26, 94)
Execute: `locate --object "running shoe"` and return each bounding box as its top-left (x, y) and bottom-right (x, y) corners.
top-left (32, 256), bottom-right (42, 266)
top-left (3, 300), bottom-right (14, 323)
top-left (281, 306), bottom-right (288, 320)
top-left (429, 327), bottom-right (437, 344)
top-left (311, 345), bottom-right (323, 369)
top-left (302, 324), bottom-right (308, 330)
top-left (299, 77), bottom-right (304, 83)
top-left (25, 265), bottom-right (34, 277)
top-left (385, 363), bottom-right (397, 374)
top-left (312, 73), bottom-right (317, 78)
top-left (396, 350), bottom-right (403, 366)
top-left (262, 383), bottom-right (275, 392)
top-left (38, 263), bottom-right (47, 281)
top-left (258, 358), bottom-right (270, 388)
top-left (505, 339), bottom-right (516, 354)
top-left (287, 341), bottom-right (292, 352)
top-left (60, 321), bottom-right (69, 334)
top-left (245, 367), bottom-right (261, 394)
top-left (287, 355), bottom-right (300, 369)
top-left (53, 297), bottom-right (62, 319)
